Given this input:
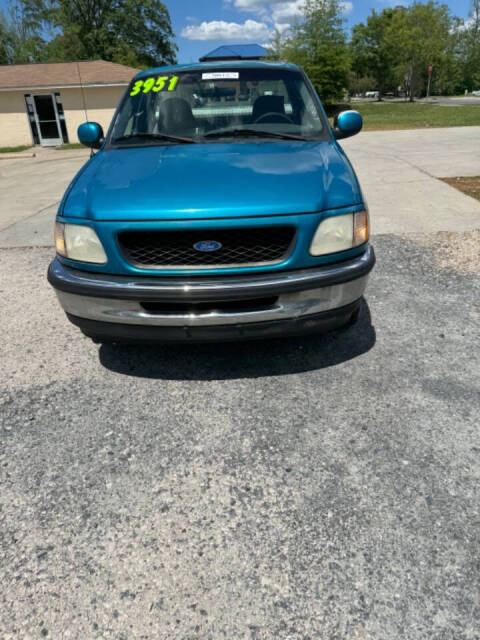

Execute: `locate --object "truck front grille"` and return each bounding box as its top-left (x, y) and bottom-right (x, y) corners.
top-left (118, 226), bottom-right (296, 268)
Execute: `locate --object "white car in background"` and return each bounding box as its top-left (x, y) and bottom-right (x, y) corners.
top-left (472, 90), bottom-right (480, 96)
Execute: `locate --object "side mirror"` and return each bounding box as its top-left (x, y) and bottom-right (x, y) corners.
top-left (333, 110), bottom-right (363, 140)
top-left (78, 122), bottom-right (104, 149)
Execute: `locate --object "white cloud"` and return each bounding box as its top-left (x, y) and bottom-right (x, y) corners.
top-left (232, 0), bottom-right (303, 21)
top-left (271, 1), bottom-right (305, 24)
top-left (181, 19), bottom-right (272, 41)
top-left (274, 22), bottom-right (292, 34)
top-left (456, 17), bottom-right (474, 32)
top-left (232, 0), bottom-right (353, 21)
top-left (341, 1), bottom-right (353, 15)
top-left (232, 0), bottom-right (275, 13)
top-left (182, 1), bottom-right (354, 42)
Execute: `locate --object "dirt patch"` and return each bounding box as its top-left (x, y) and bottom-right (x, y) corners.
top-left (442, 176), bottom-right (480, 202)
top-left (409, 230), bottom-right (480, 275)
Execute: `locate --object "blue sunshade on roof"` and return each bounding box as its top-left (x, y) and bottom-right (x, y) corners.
top-left (200, 44), bottom-right (268, 62)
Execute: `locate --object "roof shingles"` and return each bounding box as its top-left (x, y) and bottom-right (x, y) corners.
top-left (0, 60), bottom-right (138, 90)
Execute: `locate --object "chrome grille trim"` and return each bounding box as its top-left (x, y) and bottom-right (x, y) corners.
top-left (117, 226), bottom-right (297, 270)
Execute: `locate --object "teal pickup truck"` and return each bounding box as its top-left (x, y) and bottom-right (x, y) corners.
top-left (48, 59), bottom-right (374, 343)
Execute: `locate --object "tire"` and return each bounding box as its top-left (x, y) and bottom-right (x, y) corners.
top-left (346, 307), bottom-right (360, 327)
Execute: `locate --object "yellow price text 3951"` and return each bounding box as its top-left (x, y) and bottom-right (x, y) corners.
top-left (130, 75), bottom-right (179, 97)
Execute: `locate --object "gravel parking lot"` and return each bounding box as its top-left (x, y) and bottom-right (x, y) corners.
top-left (1, 130), bottom-right (479, 639)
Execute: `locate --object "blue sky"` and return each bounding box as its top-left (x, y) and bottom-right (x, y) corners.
top-left (0, 0), bottom-right (474, 63)
top-left (167, 0), bottom-right (474, 62)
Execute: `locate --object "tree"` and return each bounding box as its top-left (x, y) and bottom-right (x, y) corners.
top-left (266, 27), bottom-right (289, 61)
top-left (348, 72), bottom-right (376, 97)
top-left (281, 0), bottom-right (350, 103)
top-left (0, 17), bottom-right (10, 64)
top-left (384, 2), bottom-right (454, 100)
top-left (19, 0), bottom-right (177, 67)
top-left (434, 15), bottom-right (464, 95)
top-left (455, 0), bottom-right (480, 91)
top-left (350, 8), bottom-right (402, 99)
top-left (470, 0), bottom-right (480, 32)
top-left (0, 2), bottom-right (46, 64)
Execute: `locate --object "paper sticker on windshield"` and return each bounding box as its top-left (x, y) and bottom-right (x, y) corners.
top-left (202, 72), bottom-right (239, 80)
top-left (130, 75), bottom-right (179, 96)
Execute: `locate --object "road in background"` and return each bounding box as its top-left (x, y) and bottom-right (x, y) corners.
top-left (353, 96), bottom-right (480, 106)
top-left (419, 96), bottom-right (480, 106)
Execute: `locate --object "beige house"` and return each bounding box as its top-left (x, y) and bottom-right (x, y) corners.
top-left (0, 60), bottom-right (139, 147)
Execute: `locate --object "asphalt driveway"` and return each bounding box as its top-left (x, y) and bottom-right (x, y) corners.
top-left (0, 129), bottom-right (479, 639)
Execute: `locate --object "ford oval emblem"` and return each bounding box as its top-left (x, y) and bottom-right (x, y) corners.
top-left (193, 240), bottom-right (222, 252)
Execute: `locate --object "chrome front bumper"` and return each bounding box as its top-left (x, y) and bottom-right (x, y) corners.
top-left (55, 276), bottom-right (369, 326)
top-left (48, 245), bottom-right (375, 338)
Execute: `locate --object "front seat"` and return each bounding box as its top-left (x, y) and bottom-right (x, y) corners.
top-left (251, 95), bottom-right (286, 123)
top-left (158, 97), bottom-right (197, 133)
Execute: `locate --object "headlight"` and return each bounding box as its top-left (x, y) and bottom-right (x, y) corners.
top-left (310, 211), bottom-right (369, 256)
top-left (54, 222), bottom-right (107, 264)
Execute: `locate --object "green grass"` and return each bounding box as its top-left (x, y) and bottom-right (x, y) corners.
top-left (55, 143), bottom-right (85, 150)
top-left (353, 102), bottom-right (480, 131)
top-left (0, 145), bottom-right (33, 153)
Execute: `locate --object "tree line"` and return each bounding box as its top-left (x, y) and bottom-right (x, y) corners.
top-left (1, 0), bottom-right (479, 103)
top-left (0, 0), bottom-right (177, 68)
top-left (270, 0), bottom-right (480, 102)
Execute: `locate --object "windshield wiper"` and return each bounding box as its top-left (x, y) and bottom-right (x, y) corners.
top-left (203, 128), bottom-right (307, 141)
top-left (112, 132), bottom-right (197, 145)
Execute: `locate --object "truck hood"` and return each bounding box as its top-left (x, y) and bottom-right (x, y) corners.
top-left (62, 141), bottom-right (362, 221)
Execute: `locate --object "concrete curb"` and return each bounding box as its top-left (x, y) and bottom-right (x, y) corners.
top-left (0, 153), bottom-right (36, 160)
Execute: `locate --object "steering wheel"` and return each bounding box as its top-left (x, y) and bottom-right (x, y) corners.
top-left (254, 112), bottom-right (294, 124)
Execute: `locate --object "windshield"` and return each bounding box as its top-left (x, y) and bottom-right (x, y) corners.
top-left (108, 67), bottom-right (327, 145)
